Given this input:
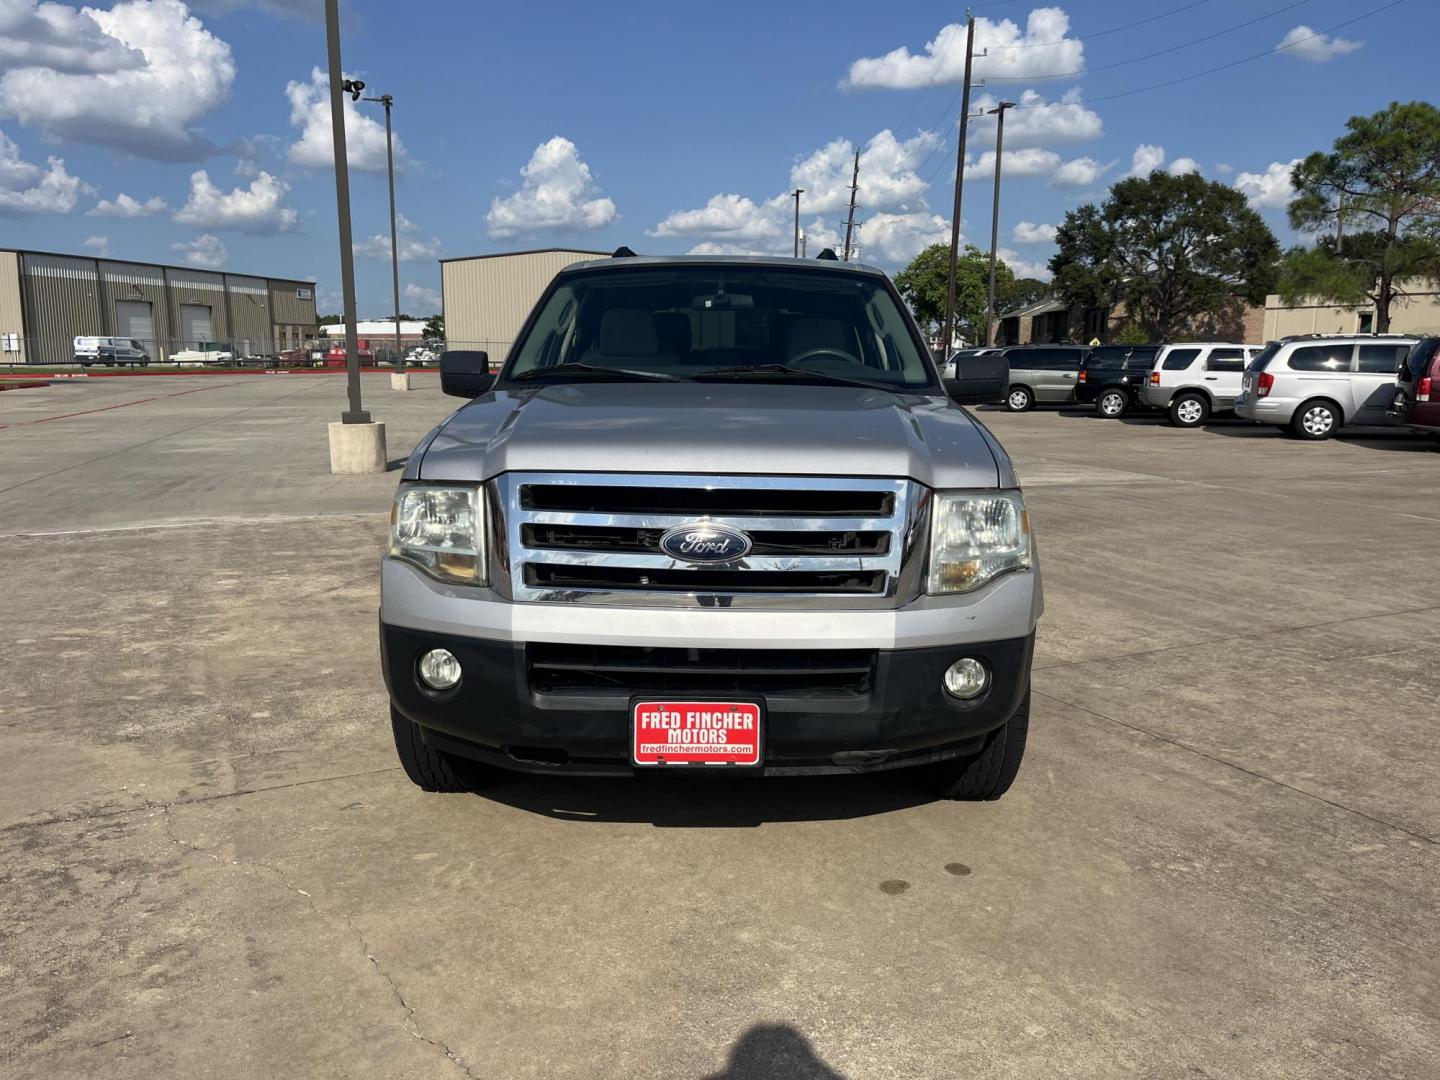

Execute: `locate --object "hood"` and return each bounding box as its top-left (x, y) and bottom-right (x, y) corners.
top-left (414, 382), bottom-right (1002, 489)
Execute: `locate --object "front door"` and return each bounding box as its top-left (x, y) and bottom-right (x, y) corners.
top-left (1202, 347), bottom-right (1249, 408)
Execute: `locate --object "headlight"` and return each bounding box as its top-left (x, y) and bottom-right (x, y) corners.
top-left (388, 483), bottom-right (486, 585)
top-left (926, 490), bottom-right (1031, 594)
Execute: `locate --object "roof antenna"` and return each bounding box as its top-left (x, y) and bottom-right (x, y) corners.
top-left (816, 248), bottom-right (839, 261)
top-left (612, 245), bottom-right (637, 258)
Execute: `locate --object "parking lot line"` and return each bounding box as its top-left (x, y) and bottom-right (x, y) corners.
top-left (0, 381), bottom-right (240, 429)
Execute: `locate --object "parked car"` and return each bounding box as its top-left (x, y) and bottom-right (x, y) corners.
top-left (942, 347), bottom-right (1005, 380)
top-left (1388, 336), bottom-right (1440, 441)
top-left (324, 344), bottom-right (374, 368)
top-left (73, 336), bottom-right (150, 367)
top-left (1141, 342), bottom-right (1258, 427)
top-left (1235, 335), bottom-right (1418, 439)
top-left (381, 253), bottom-right (1039, 800)
top-left (1075, 344), bottom-right (1161, 417)
top-left (1001, 344), bottom-right (1088, 411)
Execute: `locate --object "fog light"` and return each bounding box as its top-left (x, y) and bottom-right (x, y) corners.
top-left (418, 648), bottom-right (461, 690)
top-left (943, 658), bottom-right (989, 700)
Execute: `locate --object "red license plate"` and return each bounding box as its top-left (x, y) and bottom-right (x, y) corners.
top-left (632, 700), bottom-right (762, 767)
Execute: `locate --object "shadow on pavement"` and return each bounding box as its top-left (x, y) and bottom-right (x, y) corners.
top-left (1200, 423), bottom-right (1437, 450)
top-left (469, 768), bottom-right (936, 827)
top-left (701, 1025), bottom-right (849, 1080)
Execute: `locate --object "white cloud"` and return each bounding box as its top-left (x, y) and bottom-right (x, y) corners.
top-left (1277, 25), bottom-right (1362, 62)
top-left (1234, 159), bottom-right (1300, 210)
top-left (0, 0), bottom-right (145, 74)
top-left (0, 0), bottom-right (235, 161)
top-left (1051, 156), bottom-right (1111, 187)
top-left (402, 282), bottom-right (441, 311)
top-left (0, 130), bottom-right (85, 213)
top-left (355, 213), bottom-right (442, 262)
top-left (1124, 143), bottom-right (1167, 178)
top-left (971, 88), bottom-right (1101, 148)
top-left (89, 191), bottom-right (168, 217)
top-left (965, 148), bottom-right (1061, 180)
top-left (789, 129), bottom-right (941, 215)
top-left (1012, 221), bottom-right (1057, 244)
top-left (858, 211), bottom-right (951, 263)
top-left (997, 246), bottom-right (1053, 281)
top-left (1167, 157), bottom-right (1200, 176)
top-left (82, 234), bottom-right (108, 256)
top-left (174, 169), bottom-right (297, 234)
top-left (285, 66), bottom-right (405, 173)
top-left (171, 233), bottom-right (226, 268)
top-left (487, 137), bottom-right (617, 239)
top-left (652, 193), bottom-right (788, 244)
top-left (1216, 163), bottom-right (1234, 176)
top-left (844, 9), bottom-right (1083, 89)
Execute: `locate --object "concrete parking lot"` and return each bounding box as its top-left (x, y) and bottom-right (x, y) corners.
top-left (2, 374), bottom-right (1437, 1079)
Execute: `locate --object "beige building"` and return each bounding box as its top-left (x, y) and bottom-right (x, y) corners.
top-left (440, 248), bottom-right (608, 357)
top-left (1263, 281), bottom-right (1440, 339)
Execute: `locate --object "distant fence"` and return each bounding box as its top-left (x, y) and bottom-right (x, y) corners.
top-left (1, 335), bottom-right (519, 371)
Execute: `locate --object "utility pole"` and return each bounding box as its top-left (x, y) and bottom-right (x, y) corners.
top-left (792, 189), bottom-right (804, 257)
top-left (842, 150), bottom-right (860, 262)
top-left (800, 232), bottom-right (808, 258)
top-left (325, 0), bottom-right (367, 425)
top-left (940, 14), bottom-right (978, 353)
top-left (984, 101), bottom-right (1016, 348)
top-left (362, 92), bottom-right (406, 387)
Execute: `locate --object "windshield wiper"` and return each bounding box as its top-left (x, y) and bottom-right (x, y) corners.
top-left (692, 364), bottom-right (892, 390)
top-left (512, 362), bottom-right (685, 383)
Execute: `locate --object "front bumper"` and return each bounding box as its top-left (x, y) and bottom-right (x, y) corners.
top-left (382, 623), bottom-right (1035, 777)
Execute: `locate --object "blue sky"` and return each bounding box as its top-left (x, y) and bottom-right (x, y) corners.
top-left (0, 0), bottom-right (1427, 315)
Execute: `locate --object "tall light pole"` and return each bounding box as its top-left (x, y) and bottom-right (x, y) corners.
top-left (362, 92), bottom-right (405, 383)
top-left (941, 14), bottom-right (977, 352)
top-left (325, 0), bottom-right (366, 424)
top-left (984, 101), bottom-right (1016, 348)
top-left (791, 189), bottom-right (804, 257)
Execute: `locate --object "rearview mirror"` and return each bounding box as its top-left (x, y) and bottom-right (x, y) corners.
top-left (440, 350), bottom-right (493, 398)
top-left (943, 352), bottom-right (1008, 405)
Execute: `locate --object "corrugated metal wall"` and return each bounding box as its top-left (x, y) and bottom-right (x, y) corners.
top-left (165, 267), bottom-right (228, 345)
top-left (100, 260), bottom-right (173, 357)
top-left (0, 251), bottom-right (25, 363)
top-left (226, 275), bottom-right (272, 354)
top-left (442, 250), bottom-right (604, 356)
top-left (268, 280), bottom-right (315, 325)
top-left (22, 253), bottom-right (103, 363)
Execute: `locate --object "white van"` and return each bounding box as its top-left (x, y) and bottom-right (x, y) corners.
top-left (73, 336), bottom-right (151, 367)
top-left (1141, 343), bottom-right (1258, 427)
top-left (1235, 335), bottom-right (1417, 439)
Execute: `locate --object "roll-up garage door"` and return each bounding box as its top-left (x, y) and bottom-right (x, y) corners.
top-left (115, 300), bottom-right (154, 343)
top-left (180, 304), bottom-right (213, 347)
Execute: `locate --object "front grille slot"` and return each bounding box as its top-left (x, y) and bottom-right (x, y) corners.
top-left (525, 565), bottom-right (887, 594)
top-left (521, 484), bottom-right (892, 517)
top-left (529, 643), bottom-right (875, 696)
top-left (522, 524), bottom-right (891, 556)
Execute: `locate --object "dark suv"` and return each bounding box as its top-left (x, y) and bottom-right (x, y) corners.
top-left (1390, 337), bottom-right (1440, 441)
top-left (1074, 345), bottom-right (1161, 418)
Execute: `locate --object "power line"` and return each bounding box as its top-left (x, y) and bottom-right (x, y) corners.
top-left (985, 0), bottom-right (1213, 49)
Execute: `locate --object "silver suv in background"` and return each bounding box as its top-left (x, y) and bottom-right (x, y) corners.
top-left (1002, 345), bottom-right (1087, 411)
top-left (1235, 335), bottom-right (1417, 439)
top-left (1142, 343), bottom-right (1257, 427)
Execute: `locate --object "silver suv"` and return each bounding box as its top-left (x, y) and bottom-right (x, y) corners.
top-left (381, 254), bottom-right (1042, 801)
top-left (1142, 342), bottom-right (1258, 427)
top-left (1235, 335), bottom-right (1417, 439)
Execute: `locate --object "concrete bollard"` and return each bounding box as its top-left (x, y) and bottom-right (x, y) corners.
top-left (328, 421), bottom-right (388, 475)
top-left (390, 372), bottom-right (411, 392)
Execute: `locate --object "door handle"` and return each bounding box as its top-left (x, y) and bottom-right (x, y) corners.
top-left (1204, 376), bottom-right (1218, 381)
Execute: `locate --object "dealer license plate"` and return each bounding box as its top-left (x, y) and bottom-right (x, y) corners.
top-left (631, 700), bottom-right (762, 767)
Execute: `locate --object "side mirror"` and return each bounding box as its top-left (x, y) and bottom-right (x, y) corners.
top-left (943, 352), bottom-right (1008, 405)
top-left (440, 350), bottom-right (493, 398)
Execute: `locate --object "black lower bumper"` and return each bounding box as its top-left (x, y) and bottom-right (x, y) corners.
top-left (381, 622), bottom-right (1034, 776)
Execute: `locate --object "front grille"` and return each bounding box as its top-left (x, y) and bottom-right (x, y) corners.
top-left (498, 472), bottom-right (917, 606)
top-left (528, 643), bottom-right (875, 696)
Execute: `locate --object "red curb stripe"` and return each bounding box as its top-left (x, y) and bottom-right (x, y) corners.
top-left (1, 381), bottom-right (240, 428)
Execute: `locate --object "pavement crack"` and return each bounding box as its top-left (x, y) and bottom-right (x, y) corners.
top-left (1035, 689), bottom-right (1439, 849)
top-left (159, 804), bottom-right (477, 1078)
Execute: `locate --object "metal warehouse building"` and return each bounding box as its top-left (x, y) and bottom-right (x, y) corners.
top-left (0, 248), bottom-right (318, 365)
top-left (440, 248), bottom-right (606, 357)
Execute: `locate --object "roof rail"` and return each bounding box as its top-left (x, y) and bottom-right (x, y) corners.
top-left (816, 248), bottom-right (839, 261)
top-left (612, 246), bottom-right (637, 258)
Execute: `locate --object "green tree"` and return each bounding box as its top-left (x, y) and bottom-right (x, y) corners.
top-left (1001, 277), bottom-right (1050, 312)
top-left (1112, 322), bottom-right (1150, 346)
top-left (1280, 100), bottom-right (1440, 332)
top-left (422, 314), bottom-right (445, 343)
top-left (1050, 172), bottom-right (1279, 341)
top-left (895, 243), bottom-right (1013, 346)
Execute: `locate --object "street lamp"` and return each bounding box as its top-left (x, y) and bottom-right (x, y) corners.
top-left (984, 101), bottom-right (1017, 348)
top-left (323, 0), bottom-right (386, 474)
top-left (361, 91), bottom-right (407, 389)
top-left (791, 189), bottom-right (804, 258)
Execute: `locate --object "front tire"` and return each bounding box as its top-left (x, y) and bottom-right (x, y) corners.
top-left (1293, 399), bottom-right (1340, 440)
top-left (1169, 392), bottom-right (1210, 428)
top-left (1096, 388), bottom-right (1128, 418)
top-left (390, 706), bottom-right (472, 792)
top-left (1005, 386), bottom-right (1034, 412)
top-left (932, 693), bottom-right (1030, 801)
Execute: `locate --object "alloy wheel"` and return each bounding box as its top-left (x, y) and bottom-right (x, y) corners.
top-left (1176, 399), bottom-right (1205, 425)
top-left (1302, 406), bottom-right (1335, 436)
top-left (1100, 391), bottom-right (1126, 416)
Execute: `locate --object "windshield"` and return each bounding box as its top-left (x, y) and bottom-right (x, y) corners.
top-left (502, 266), bottom-right (935, 388)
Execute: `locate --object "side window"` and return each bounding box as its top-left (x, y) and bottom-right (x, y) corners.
top-left (1018, 349), bottom-right (1055, 370)
top-left (1287, 344), bottom-right (1353, 372)
top-left (1356, 344), bottom-right (1410, 374)
top-left (1162, 348), bottom-right (1201, 371)
top-left (1205, 348), bottom-right (1246, 372)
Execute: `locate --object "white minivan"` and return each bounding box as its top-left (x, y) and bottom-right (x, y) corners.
top-left (1141, 342), bottom-right (1258, 427)
top-left (1234, 335), bottom-right (1417, 439)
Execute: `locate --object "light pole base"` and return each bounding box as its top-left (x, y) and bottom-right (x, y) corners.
top-left (328, 420), bottom-right (387, 475)
top-left (390, 371), bottom-right (411, 392)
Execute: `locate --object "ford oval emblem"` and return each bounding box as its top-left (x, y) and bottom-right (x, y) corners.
top-left (659, 522), bottom-right (753, 564)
